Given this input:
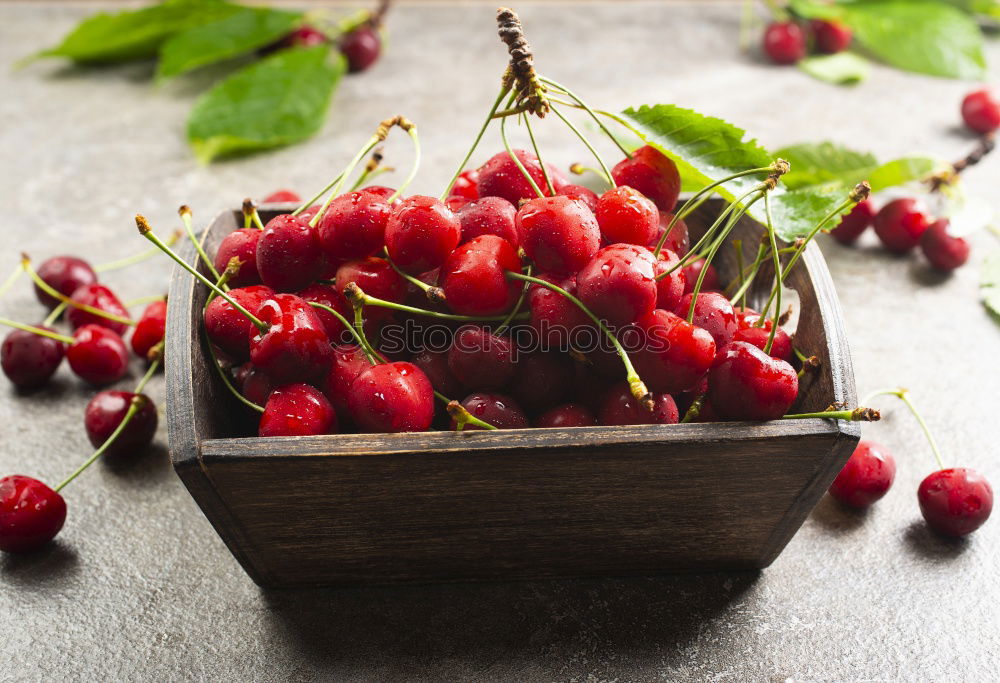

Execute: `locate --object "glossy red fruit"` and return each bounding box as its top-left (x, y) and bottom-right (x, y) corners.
top-left (340, 26), bottom-right (381, 72)
top-left (535, 403), bottom-right (596, 428)
top-left (681, 258), bottom-right (719, 294)
top-left (317, 191), bottom-right (391, 263)
top-left (440, 235), bottom-right (521, 316)
top-left (559, 184), bottom-right (600, 213)
top-left (447, 325), bottom-right (516, 390)
top-left (361, 186), bottom-right (397, 202)
top-left (828, 441), bottom-right (896, 508)
top-left (84, 391), bottom-right (158, 457)
top-left (130, 300), bottom-right (167, 359)
top-left (453, 392), bottom-right (529, 430)
top-left (576, 244), bottom-right (658, 327)
top-left (67, 324), bottom-right (130, 385)
top-left (457, 196), bottom-right (519, 247)
top-left (527, 274), bottom-right (592, 351)
top-left (263, 189), bottom-right (301, 203)
top-left (477, 149), bottom-right (567, 204)
top-left (873, 198), bottom-right (931, 253)
top-left (631, 309), bottom-right (716, 394)
top-left (763, 21), bottom-right (806, 64)
top-left (508, 351), bottom-right (573, 413)
top-left (595, 185), bottom-right (659, 246)
top-left (203, 285), bottom-right (274, 360)
top-left (831, 199), bottom-right (876, 245)
top-left (652, 248), bottom-right (686, 313)
top-left (961, 89), bottom-right (1000, 134)
top-left (285, 26), bottom-right (327, 48)
top-left (810, 19), bottom-right (852, 54)
top-left (611, 146), bottom-right (681, 212)
top-left (677, 291), bottom-right (737, 348)
top-left (450, 170), bottom-right (480, 201)
top-left (411, 349), bottom-right (463, 398)
top-left (257, 214), bottom-right (325, 292)
top-left (322, 344), bottom-right (372, 418)
top-left (708, 341), bottom-right (798, 421)
top-left (0, 476), bottom-right (66, 553)
top-left (384, 196), bottom-right (462, 275)
top-left (651, 213), bottom-right (690, 255)
top-left (67, 284), bottom-right (130, 336)
top-left (598, 382), bottom-right (679, 426)
top-left (235, 362), bottom-right (275, 406)
top-left (347, 361), bottom-right (434, 432)
top-left (335, 257), bottom-right (407, 311)
top-left (732, 311), bottom-right (793, 362)
top-left (296, 283), bottom-right (354, 343)
top-left (517, 195), bottom-right (601, 276)
top-left (1, 327), bottom-right (65, 389)
top-left (213, 228), bottom-right (261, 287)
top-left (259, 383), bottom-right (337, 437)
top-left (250, 294), bottom-right (333, 384)
top-left (918, 468), bottom-right (993, 537)
top-left (33, 256), bottom-right (97, 309)
top-left (920, 219), bottom-right (970, 271)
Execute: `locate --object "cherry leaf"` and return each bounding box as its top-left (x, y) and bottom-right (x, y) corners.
top-left (798, 53), bottom-right (870, 86)
top-left (980, 249), bottom-right (1000, 324)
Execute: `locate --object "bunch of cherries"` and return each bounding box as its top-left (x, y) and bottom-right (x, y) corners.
top-left (762, 15), bottom-right (852, 65)
top-left (269, 0), bottom-right (387, 75)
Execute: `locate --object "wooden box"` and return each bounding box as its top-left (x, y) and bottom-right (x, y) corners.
top-left (165, 200), bottom-right (859, 588)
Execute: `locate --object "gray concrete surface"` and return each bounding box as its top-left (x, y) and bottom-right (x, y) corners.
top-left (2, 2), bottom-right (999, 680)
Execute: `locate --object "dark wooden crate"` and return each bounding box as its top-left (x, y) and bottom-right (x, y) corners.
top-left (165, 200), bottom-right (859, 588)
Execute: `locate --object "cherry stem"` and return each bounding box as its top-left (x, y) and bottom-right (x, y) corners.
top-left (22, 257), bottom-right (137, 327)
top-left (348, 148), bottom-right (386, 192)
top-left (293, 171), bottom-right (345, 217)
top-left (242, 199), bottom-right (265, 231)
top-left (447, 400), bottom-right (500, 431)
top-left (307, 301), bottom-right (369, 351)
top-left (0, 263), bottom-right (23, 300)
top-left (206, 332), bottom-right (264, 414)
top-left (0, 317), bottom-right (74, 344)
top-left (548, 103), bottom-right (615, 187)
top-left (539, 77), bottom-right (631, 157)
top-left (781, 407), bottom-right (881, 422)
top-left (681, 394), bottom-right (705, 423)
top-left (728, 241), bottom-right (769, 306)
top-left (95, 230), bottom-right (182, 273)
top-left (381, 247), bottom-right (443, 301)
top-left (309, 137), bottom-right (381, 227)
top-left (762, 191), bottom-right (781, 355)
top-left (179, 207), bottom-right (222, 282)
top-left (861, 388), bottom-right (946, 470)
top-left (42, 301), bottom-right (69, 327)
top-left (499, 94), bottom-right (546, 199)
top-left (54, 395), bottom-right (146, 492)
top-left (133, 353), bottom-right (162, 394)
top-left (124, 294), bottom-right (166, 308)
top-left (495, 265), bottom-right (532, 334)
top-left (733, 240), bottom-right (745, 309)
top-left (386, 126), bottom-right (420, 204)
top-left (343, 281), bottom-right (524, 323)
top-left (522, 111), bottom-right (556, 196)
top-left (441, 85), bottom-right (510, 200)
top-left (347, 296), bottom-right (380, 365)
top-left (136, 215), bottom-right (268, 334)
top-left (505, 271), bottom-right (652, 409)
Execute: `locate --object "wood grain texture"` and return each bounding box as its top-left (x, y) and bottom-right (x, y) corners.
top-left (165, 200), bottom-right (859, 587)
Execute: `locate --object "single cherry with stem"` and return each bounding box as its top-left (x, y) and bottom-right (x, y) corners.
top-left (130, 298), bottom-right (167, 360)
top-left (439, 235), bottom-right (522, 316)
top-left (598, 382), bottom-right (679, 426)
top-left (448, 393), bottom-right (529, 430)
top-left (83, 351), bottom-right (162, 457)
top-left (610, 145), bottom-right (681, 212)
top-left (594, 185), bottom-right (659, 246)
top-left (517, 195), bottom-right (601, 276)
top-left (576, 244), bottom-right (658, 328)
top-left (1, 324), bottom-right (65, 389)
top-left (32, 255), bottom-right (97, 309)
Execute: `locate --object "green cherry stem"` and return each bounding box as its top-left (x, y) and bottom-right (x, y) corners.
top-left (95, 230), bottom-right (182, 273)
top-left (124, 294), bottom-right (166, 308)
top-left (522, 111), bottom-right (556, 196)
top-left (54, 395), bottom-right (146, 492)
top-left (293, 171), bottom-right (345, 217)
top-left (307, 301), bottom-right (368, 350)
top-left (539, 77), bottom-right (631, 157)
top-left (0, 318), bottom-right (74, 344)
top-left (0, 263), bottom-right (23, 300)
top-left (23, 257), bottom-right (137, 327)
top-left (348, 148), bottom-right (387, 192)
top-left (381, 247), bottom-right (445, 302)
top-left (548, 103), bottom-right (615, 187)
top-left (441, 85), bottom-right (511, 200)
top-left (136, 215), bottom-right (268, 334)
top-left (681, 394), bottom-right (706, 423)
top-left (781, 407), bottom-right (881, 422)
top-left (342, 282), bottom-right (520, 323)
top-left (728, 241), bottom-right (769, 306)
top-left (861, 388), bottom-right (946, 470)
top-left (242, 199), bottom-right (265, 231)
top-left (42, 301), bottom-right (69, 327)
top-left (179, 206), bottom-right (222, 281)
top-left (386, 125), bottom-right (421, 204)
top-left (309, 138), bottom-right (380, 227)
top-left (345, 294), bottom-right (379, 364)
top-left (500, 95), bottom-right (546, 199)
top-left (447, 400), bottom-right (499, 431)
top-left (761, 191), bottom-right (781, 355)
top-left (495, 265), bottom-right (532, 334)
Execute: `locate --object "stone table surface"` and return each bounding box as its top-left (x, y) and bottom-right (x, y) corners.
top-left (2, 2), bottom-right (999, 681)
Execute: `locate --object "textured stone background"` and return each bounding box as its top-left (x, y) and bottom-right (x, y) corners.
top-left (1, 2), bottom-right (999, 681)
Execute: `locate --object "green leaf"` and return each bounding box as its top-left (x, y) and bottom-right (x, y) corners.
top-left (867, 157), bottom-right (945, 191)
top-left (798, 53), bottom-right (870, 85)
top-left (980, 249), bottom-right (1000, 324)
top-left (187, 46), bottom-right (345, 163)
top-left (774, 142), bottom-right (878, 190)
top-left (32, 0), bottom-right (238, 64)
top-left (156, 6), bottom-right (303, 82)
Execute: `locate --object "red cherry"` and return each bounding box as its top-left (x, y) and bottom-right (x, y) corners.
top-left (1, 327), bottom-right (65, 389)
top-left (66, 283), bottom-right (130, 335)
top-left (535, 403), bottom-right (596, 428)
top-left (67, 324), bottom-right (130, 386)
top-left (257, 213), bottom-right (325, 292)
top-left (447, 325), bottom-right (516, 390)
top-left (440, 235), bottom-right (522, 316)
top-left (296, 283), bottom-right (356, 344)
top-left (527, 274), bottom-right (592, 350)
top-left (918, 468), bottom-right (993, 537)
top-left (630, 309), bottom-right (716, 394)
top-left (322, 344), bottom-right (372, 418)
top-left (340, 26), bottom-right (381, 73)
top-left (920, 219), bottom-right (970, 271)
top-left (457, 196), bottom-right (519, 247)
top-left (384, 196), bottom-right (462, 275)
top-left (450, 170), bottom-right (480, 201)
top-left (576, 244), bottom-right (658, 328)
top-left (84, 391), bottom-right (158, 457)
top-left (347, 361), bottom-right (434, 432)
top-left (873, 198), bottom-right (931, 253)
top-left (411, 349), bottom-right (464, 398)
top-left (33, 256), bottom-right (97, 310)
top-left (595, 185), bottom-right (659, 246)
top-left (285, 26), bottom-right (327, 48)
top-left (452, 392), bottom-right (529, 430)
top-left (810, 19), bottom-right (852, 54)
top-left (559, 184), bottom-right (600, 213)
top-left (763, 21), bottom-right (806, 64)
top-left (652, 248), bottom-right (686, 312)
top-left (681, 258), bottom-right (719, 294)
top-left (477, 149), bottom-right (567, 204)
top-left (360, 185), bottom-right (397, 202)
top-left (732, 311), bottom-right (793, 362)
top-left (335, 256), bottom-right (407, 311)
top-left (677, 291), bottom-right (736, 348)
top-left (250, 293), bottom-right (333, 384)
top-left (203, 285), bottom-right (274, 360)
top-left (262, 189), bottom-right (301, 203)
top-left (130, 300), bottom-right (167, 359)
top-left (651, 212), bottom-right (690, 255)
top-left (0, 476), bottom-right (66, 553)
top-left (708, 341), bottom-right (798, 421)
top-left (317, 191), bottom-right (391, 263)
top-left (213, 228), bottom-right (261, 287)
top-left (517, 195), bottom-right (601, 276)
top-left (830, 199), bottom-right (875, 245)
top-left (508, 351), bottom-right (573, 414)
top-left (828, 441), bottom-right (896, 508)
top-left (610, 146), bottom-right (681, 212)
top-left (259, 383), bottom-right (337, 437)
top-left (961, 89), bottom-right (1000, 134)
top-left (235, 362), bottom-right (275, 406)
top-left (598, 382), bottom-right (679, 426)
